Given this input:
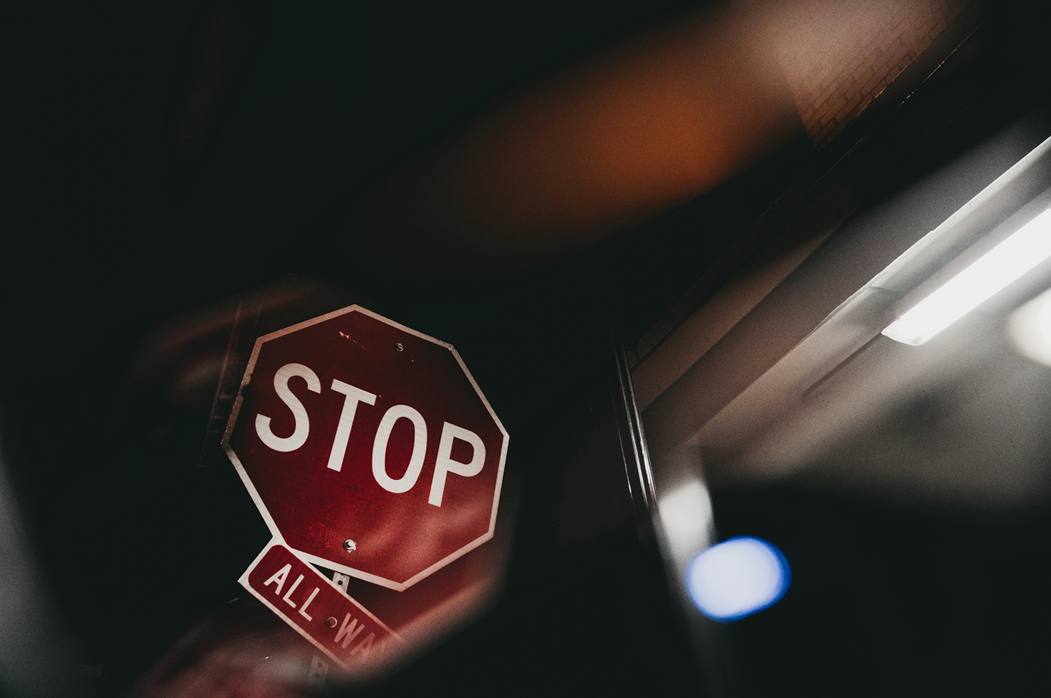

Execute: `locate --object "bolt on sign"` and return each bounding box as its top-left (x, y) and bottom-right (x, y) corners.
top-left (223, 306), bottom-right (509, 674)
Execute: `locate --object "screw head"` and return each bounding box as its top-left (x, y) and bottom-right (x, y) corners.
top-left (343, 539), bottom-right (357, 553)
top-left (326, 616), bottom-right (338, 628)
top-left (394, 343), bottom-right (404, 352)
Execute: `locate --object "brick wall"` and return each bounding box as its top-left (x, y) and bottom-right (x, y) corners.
top-left (768, 0), bottom-right (968, 147)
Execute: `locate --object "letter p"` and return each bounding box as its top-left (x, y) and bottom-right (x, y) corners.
top-left (428, 423), bottom-right (485, 507)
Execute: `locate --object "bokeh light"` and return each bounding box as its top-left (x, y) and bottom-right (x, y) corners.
top-left (685, 536), bottom-right (791, 622)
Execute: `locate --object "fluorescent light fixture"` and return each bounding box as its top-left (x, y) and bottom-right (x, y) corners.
top-left (685, 536), bottom-right (790, 622)
top-left (1008, 286), bottom-right (1051, 366)
top-left (883, 207), bottom-right (1051, 345)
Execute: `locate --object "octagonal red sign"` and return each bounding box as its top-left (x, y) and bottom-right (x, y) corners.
top-left (224, 306), bottom-right (508, 591)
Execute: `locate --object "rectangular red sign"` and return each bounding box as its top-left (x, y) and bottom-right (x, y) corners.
top-left (239, 540), bottom-right (403, 672)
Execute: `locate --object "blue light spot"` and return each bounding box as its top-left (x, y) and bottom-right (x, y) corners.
top-left (685, 536), bottom-right (791, 622)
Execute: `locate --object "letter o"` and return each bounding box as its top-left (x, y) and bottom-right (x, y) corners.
top-left (372, 405), bottom-right (428, 494)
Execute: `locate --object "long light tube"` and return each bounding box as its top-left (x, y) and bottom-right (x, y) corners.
top-left (883, 207), bottom-right (1051, 345)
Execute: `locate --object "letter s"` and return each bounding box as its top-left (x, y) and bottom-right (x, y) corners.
top-left (255, 363), bottom-right (321, 452)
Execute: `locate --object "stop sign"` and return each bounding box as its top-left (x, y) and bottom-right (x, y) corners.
top-left (224, 306), bottom-right (508, 591)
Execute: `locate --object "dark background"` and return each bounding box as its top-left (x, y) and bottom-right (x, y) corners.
top-left (5, 1), bottom-right (1051, 696)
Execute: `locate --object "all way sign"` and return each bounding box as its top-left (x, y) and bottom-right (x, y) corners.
top-left (240, 540), bottom-right (403, 671)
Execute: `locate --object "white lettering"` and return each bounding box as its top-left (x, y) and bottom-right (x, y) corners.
top-left (335, 613), bottom-right (364, 649)
top-left (255, 363), bottom-right (320, 452)
top-left (263, 564), bottom-right (291, 596)
top-left (428, 422), bottom-right (486, 507)
top-left (298, 587), bottom-right (319, 621)
top-left (282, 574), bottom-right (305, 608)
top-left (350, 633), bottom-right (375, 658)
top-left (326, 380), bottom-right (377, 472)
top-left (372, 405), bottom-right (427, 494)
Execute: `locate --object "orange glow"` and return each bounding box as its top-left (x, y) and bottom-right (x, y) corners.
top-left (362, 4), bottom-right (804, 282)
